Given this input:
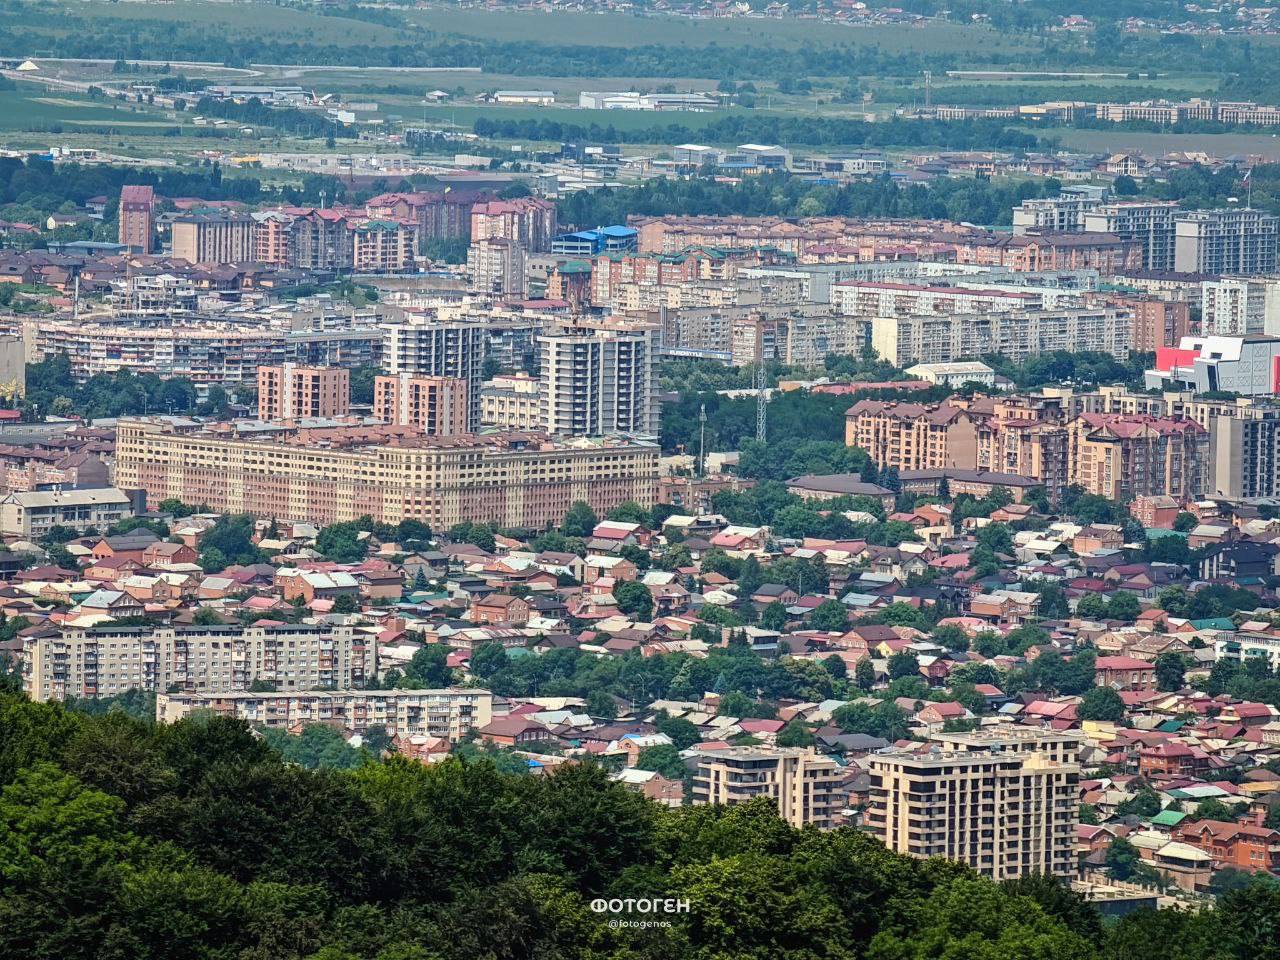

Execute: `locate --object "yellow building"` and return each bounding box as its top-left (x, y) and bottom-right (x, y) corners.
top-left (113, 417), bottom-right (658, 529)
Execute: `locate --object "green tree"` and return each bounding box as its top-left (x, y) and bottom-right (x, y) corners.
top-left (761, 601), bottom-right (789, 631)
top-left (470, 641), bottom-right (509, 679)
top-left (1106, 836), bottom-right (1141, 881)
top-left (613, 581), bottom-right (654, 621)
top-left (1155, 653), bottom-right (1187, 693)
top-left (635, 743), bottom-right (685, 780)
top-left (776, 719), bottom-right (814, 748)
top-left (1107, 591), bottom-right (1142, 621)
top-left (855, 658), bottom-right (876, 691)
top-left (1078, 686), bottom-right (1125, 722)
top-left (1075, 593), bottom-right (1109, 620)
top-left (559, 501), bottom-right (599, 538)
top-left (808, 598), bottom-right (849, 632)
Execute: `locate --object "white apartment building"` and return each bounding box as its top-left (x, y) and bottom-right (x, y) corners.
top-left (1082, 201), bottom-right (1180, 271)
top-left (1201, 277), bottom-right (1280, 336)
top-left (1012, 195), bottom-right (1102, 234)
top-left (537, 322), bottom-right (658, 436)
top-left (833, 281), bottom-right (1040, 318)
top-left (23, 624), bottom-right (374, 702)
top-left (0, 487), bottom-right (134, 539)
top-left (869, 308), bottom-right (1132, 367)
top-left (155, 687), bottom-right (493, 740)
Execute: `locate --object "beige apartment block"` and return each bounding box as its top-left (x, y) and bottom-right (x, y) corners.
top-left (373, 374), bottom-right (468, 435)
top-left (257, 364), bottom-right (350, 421)
top-left (864, 731), bottom-right (1080, 880)
top-left (692, 747), bottom-right (842, 829)
top-left (156, 688), bottom-right (492, 741)
top-left (113, 417), bottom-right (659, 530)
top-left (23, 624), bottom-right (373, 703)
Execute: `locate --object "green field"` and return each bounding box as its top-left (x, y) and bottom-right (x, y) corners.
top-left (0, 88), bottom-right (181, 131)
top-left (1045, 126), bottom-right (1280, 159)
top-left (25, 1), bottom-right (404, 49)
top-left (406, 6), bottom-right (1037, 56)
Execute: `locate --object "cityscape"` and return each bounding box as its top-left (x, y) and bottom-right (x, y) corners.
top-left (2, 1), bottom-right (1280, 958)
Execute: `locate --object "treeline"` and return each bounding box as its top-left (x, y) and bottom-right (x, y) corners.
top-left (22, 354), bottom-right (231, 422)
top-left (475, 115), bottom-right (1046, 151)
top-left (0, 157), bottom-right (352, 218)
top-left (559, 172), bottom-right (1058, 228)
top-left (191, 96), bottom-right (357, 140)
top-left (2, 689), bottom-right (1279, 959)
top-left (0, 3), bottom-right (962, 80)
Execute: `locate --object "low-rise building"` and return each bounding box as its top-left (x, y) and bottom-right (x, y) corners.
top-left (0, 487), bottom-right (134, 539)
top-left (156, 688), bottom-right (492, 741)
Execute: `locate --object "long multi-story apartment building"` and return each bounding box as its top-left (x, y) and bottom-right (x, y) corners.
top-left (365, 189), bottom-right (490, 246)
top-left (289, 209), bottom-right (353, 271)
top-left (1174, 209), bottom-right (1279, 275)
top-left (1082, 201), bottom-right (1180, 271)
top-left (23, 624), bottom-right (374, 703)
top-left (380, 318), bottom-right (486, 430)
top-left (156, 687), bottom-right (493, 740)
top-left (171, 211), bottom-right (255, 264)
top-left (538, 321), bottom-right (658, 436)
top-left (113, 417), bottom-right (659, 529)
top-left (833, 281), bottom-right (1040, 318)
top-left (257, 363), bottom-right (350, 421)
top-left (31, 320), bottom-right (288, 384)
top-left (692, 747), bottom-right (842, 829)
top-left (868, 307), bottom-right (1132, 367)
top-left (864, 730), bottom-right (1080, 880)
top-left (1068, 412), bottom-right (1209, 501)
top-left (844, 395), bottom-right (1072, 499)
top-left (1129, 297), bottom-right (1193, 351)
top-left (372, 374), bottom-right (468, 435)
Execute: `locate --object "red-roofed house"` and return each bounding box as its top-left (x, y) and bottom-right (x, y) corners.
top-left (1095, 656), bottom-right (1156, 691)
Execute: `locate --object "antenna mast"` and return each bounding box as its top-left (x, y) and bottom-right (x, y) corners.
top-left (755, 364), bottom-right (767, 443)
top-left (698, 402), bottom-right (707, 477)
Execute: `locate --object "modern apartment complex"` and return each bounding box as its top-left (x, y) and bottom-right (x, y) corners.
top-left (113, 417), bottom-right (660, 529)
top-left (864, 730), bottom-right (1080, 880)
top-left (1068, 412), bottom-right (1209, 502)
top-left (537, 321), bottom-right (658, 436)
top-left (171, 211), bottom-right (256, 264)
top-left (1130, 298), bottom-right (1193, 352)
top-left (257, 363), bottom-right (351, 421)
top-left (380, 318), bottom-right (486, 430)
top-left (1081, 201), bottom-right (1179, 271)
top-left (372, 374), bottom-right (469, 435)
top-left (470, 197), bottom-right (557, 252)
top-left (1174, 209), bottom-right (1279, 275)
top-left (1210, 404), bottom-right (1280, 499)
top-left (23, 624), bottom-right (374, 703)
top-left (868, 307), bottom-right (1132, 367)
top-left (691, 747), bottom-right (842, 829)
top-left (155, 687), bottom-right (493, 740)
top-left (0, 487), bottom-right (135, 539)
top-left (480, 373), bottom-right (542, 430)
